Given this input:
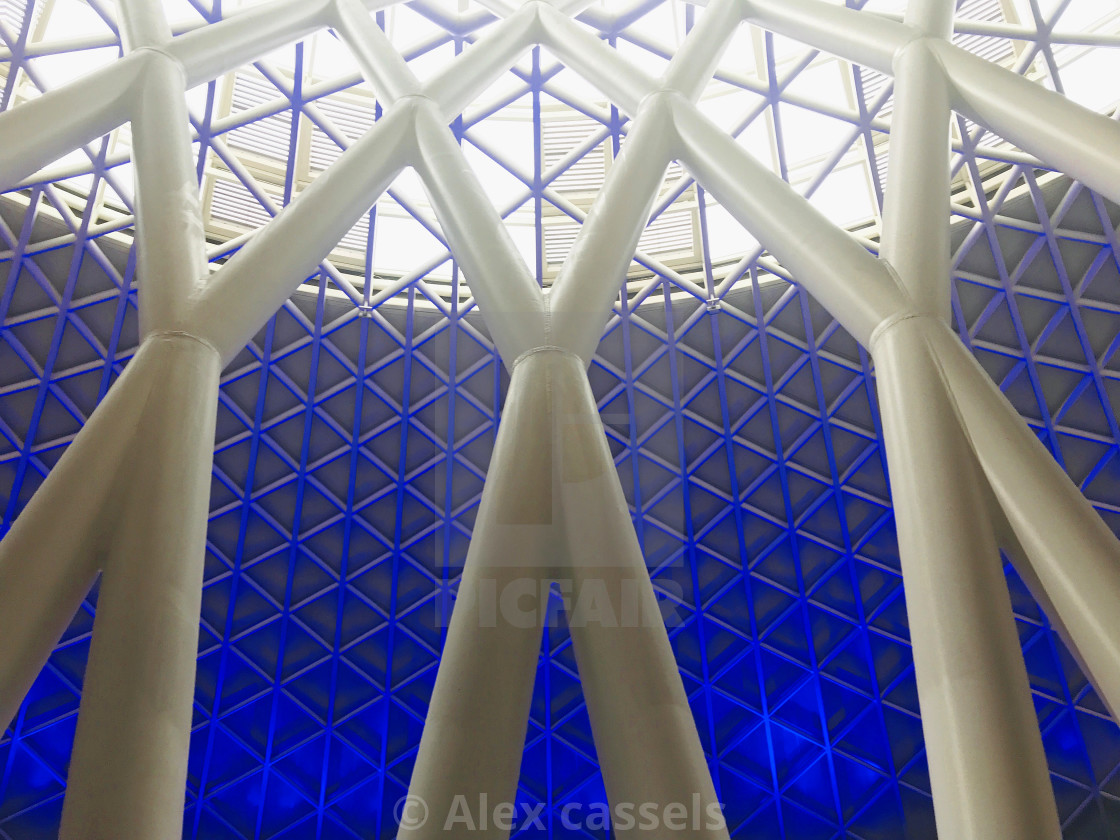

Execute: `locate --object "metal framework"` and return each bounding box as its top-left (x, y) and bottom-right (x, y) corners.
top-left (0, 0), bottom-right (1119, 836)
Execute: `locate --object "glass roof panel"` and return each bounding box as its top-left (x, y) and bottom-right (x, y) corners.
top-left (2, 3), bottom-right (1120, 836)
top-left (0, 0), bottom-right (1117, 304)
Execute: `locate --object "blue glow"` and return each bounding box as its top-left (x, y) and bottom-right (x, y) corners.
top-left (1, 3), bottom-right (1119, 833)
top-left (2, 238), bottom-right (1119, 835)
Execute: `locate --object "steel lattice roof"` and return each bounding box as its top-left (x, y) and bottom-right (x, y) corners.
top-left (2, 0), bottom-right (1120, 836)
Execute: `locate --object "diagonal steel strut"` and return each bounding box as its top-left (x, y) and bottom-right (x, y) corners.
top-left (0, 0), bottom-right (1117, 836)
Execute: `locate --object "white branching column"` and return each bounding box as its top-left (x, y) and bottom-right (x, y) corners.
top-left (552, 350), bottom-right (725, 830)
top-left (399, 347), bottom-right (728, 839)
top-left (676, 2), bottom-right (1120, 835)
top-left (59, 336), bottom-right (221, 839)
top-left (1, 0), bottom-right (1120, 836)
top-left (870, 1), bottom-right (1061, 836)
top-left (396, 350), bottom-right (557, 837)
top-left (368, 2), bottom-right (735, 833)
top-left (0, 0), bottom-right (348, 746)
top-left (0, 343), bottom-right (162, 730)
top-left (743, 0), bottom-right (1120, 736)
top-left (874, 319), bottom-right (1061, 838)
top-left (56, 1), bottom-right (223, 836)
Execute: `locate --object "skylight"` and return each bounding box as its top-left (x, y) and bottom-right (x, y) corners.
top-left (1, 0), bottom-right (1118, 308)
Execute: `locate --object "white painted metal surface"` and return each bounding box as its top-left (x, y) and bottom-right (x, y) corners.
top-left (0, 0), bottom-right (1117, 835)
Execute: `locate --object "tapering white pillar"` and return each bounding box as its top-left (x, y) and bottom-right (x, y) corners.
top-left (398, 352), bottom-right (554, 840)
top-left (549, 349), bottom-right (728, 838)
top-left (401, 349), bottom-right (727, 837)
top-left (869, 0), bottom-right (1063, 830)
top-left (58, 333), bottom-right (221, 840)
top-left (927, 325), bottom-right (1120, 722)
top-left (873, 318), bottom-right (1060, 840)
top-left (868, 1), bottom-right (1062, 830)
top-left (878, 40), bottom-right (952, 320)
top-left (51, 1), bottom-right (226, 829)
top-left (0, 342), bottom-right (167, 732)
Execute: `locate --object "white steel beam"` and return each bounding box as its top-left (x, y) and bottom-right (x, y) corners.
top-left (412, 102), bottom-right (548, 362)
top-left (933, 38), bottom-right (1120, 208)
top-left (873, 318), bottom-right (1062, 840)
top-left (0, 341), bottom-right (166, 733)
top-left (879, 39), bottom-right (952, 319)
top-left (334, 0), bottom-right (549, 362)
top-left (548, 94), bottom-right (677, 363)
top-left (331, 0), bottom-right (420, 104)
top-left (928, 324), bottom-right (1120, 722)
top-left (58, 334), bottom-right (221, 840)
top-left (902, 0), bottom-right (953, 40)
top-left (550, 0), bottom-right (743, 362)
top-left (115, 0), bottom-right (171, 47)
top-left (166, 0), bottom-right (334, 89)
top-left (662, 0), bottom-right (746, 103)
top-left (426, 4), bottom-right (542, 120)
top-left (549, 348), bottom-right (728, 838)
top-left (535, 2), bottom-right (656, 116)
top-left (673, 104), bottom-right (906, 347)
top-left (190, 104), bottom-right (413, 363)
top-left (0, 53), bottom-right (148, 193)
top-left (742, 0), bottom-right (911, 75)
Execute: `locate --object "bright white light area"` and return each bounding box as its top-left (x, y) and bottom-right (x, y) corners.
top-left (0, 0), bottom-right (1118, 305)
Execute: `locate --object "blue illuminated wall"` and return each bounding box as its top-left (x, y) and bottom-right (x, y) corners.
top-left (2, 178), bottom-right (1120, 838)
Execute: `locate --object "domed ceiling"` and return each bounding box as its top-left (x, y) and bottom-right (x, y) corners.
top-left (1, 0), bottom-right (1120, 837)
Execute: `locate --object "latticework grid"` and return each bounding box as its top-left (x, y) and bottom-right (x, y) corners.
top-left (1, 0), bottom-right (1120, 837)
